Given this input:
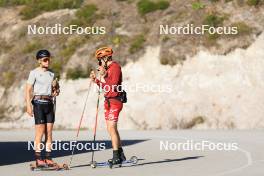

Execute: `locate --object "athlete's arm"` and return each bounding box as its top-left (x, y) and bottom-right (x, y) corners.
top-left (25, 83), bottom-right (33, 117)
top-left (95, 65), bottom-right (121, 89)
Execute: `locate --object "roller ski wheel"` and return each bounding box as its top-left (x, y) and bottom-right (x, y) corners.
top-left (130, 156), bottom-right (138, 164)
top-left (62, 164), bottom-right (69, 170)
top-left (108, 159), bottom-right (122, 169)
top-left (52, 163), bottom-right (69, 170)
top-left (90, 161), bottom-right (97, 169)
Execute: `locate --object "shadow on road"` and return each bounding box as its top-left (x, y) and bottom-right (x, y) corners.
top-left (132, 156), bottom-right (204, 167)
top-left (0, 139), bottom-right (148, 166)
top-left (71, 159), bottom-right (146, 168)
top-left (72, 156), bottom-right (204, 169)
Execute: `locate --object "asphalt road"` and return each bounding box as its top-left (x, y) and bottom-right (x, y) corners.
top-left (0, 130), bottom-right (263, 176)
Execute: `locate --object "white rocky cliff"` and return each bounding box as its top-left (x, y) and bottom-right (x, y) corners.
top-left (1, 32), bottom-right (264, 130)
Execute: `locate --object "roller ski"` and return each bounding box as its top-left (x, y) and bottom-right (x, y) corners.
top-left (30, 159), bottom-right (69, 171)
top-left (91, 156), bottom-right (138, 169)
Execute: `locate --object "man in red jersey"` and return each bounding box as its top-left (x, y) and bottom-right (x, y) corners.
top-left (90, 47), bottom-right (127, 165)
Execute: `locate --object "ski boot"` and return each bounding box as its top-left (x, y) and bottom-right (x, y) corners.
top-left (45, 159), bottom-right (56, 167)
top-left (45, 151), bottom-right (56, 167)
top-left (108, 150), bottom-right (122, 169)
top-left (35, 152), bottom-right (47, 168)
top-left (36, 159), bottom-right (46, 168)
top-left (118, 147), bottom-right (126, 162)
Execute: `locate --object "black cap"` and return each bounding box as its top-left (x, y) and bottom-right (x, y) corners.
top-left (36, 49), bottom-right (51, 60)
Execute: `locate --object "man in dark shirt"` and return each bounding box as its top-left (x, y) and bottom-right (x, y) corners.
top-left (90, 47), bottom-right (126, 165)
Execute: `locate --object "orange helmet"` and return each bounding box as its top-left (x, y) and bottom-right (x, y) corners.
top-left (95, 47), bottom-right (113, 59)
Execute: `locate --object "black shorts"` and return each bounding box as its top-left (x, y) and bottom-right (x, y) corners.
top-left (33, 100), bottom-right (55, 125)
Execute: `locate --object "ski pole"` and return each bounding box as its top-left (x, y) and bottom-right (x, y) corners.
top-left (91, 76), bottom-right (102, 164)
top-left (68, 79), bottom-right (93, 168)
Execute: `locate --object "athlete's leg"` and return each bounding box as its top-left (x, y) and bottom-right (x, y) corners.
top-left (116, 129), bottom-right (126, 161)
top-left (116, 130), bottom-right (122, 147)
top-left (44, 102), bottom-right (55, 164)
top-left (33, 102), bottom-right (47, 166)
top-left (105, 101), bottom-right (125, 163)
top-left (107, 120), bottom-right (123, 164)
top-left (107, 122), bottom-right (126, 161)
top-left (107, 120), bottom-right (120, 150)
top-left (35, 124), bottom-right (46, 151)
top-left (45, 123), bottom-right (53, 152)
top-left (34, 124), bottom-right (46, 166)
top-left (44, 123), bottom-right (54, 165)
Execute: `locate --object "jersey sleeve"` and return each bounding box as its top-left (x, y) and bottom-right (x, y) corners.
top-left (47, 69), bottom-right (56, 80)
top-left (27, 70), bottom-right (36, 85)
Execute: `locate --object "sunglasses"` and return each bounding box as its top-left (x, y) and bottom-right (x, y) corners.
top-left (97, 56), bottom-right (108, 65)
top-left (98, 59), bottom-right (102, 66)
top-left (41, 58), bottom-right (50, 62)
